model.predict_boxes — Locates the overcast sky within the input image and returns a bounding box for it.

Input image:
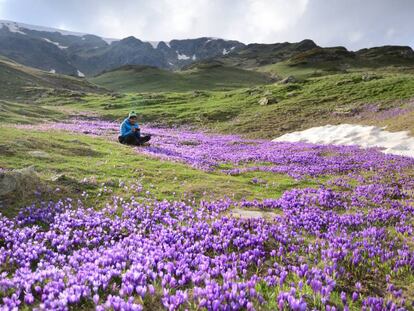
[0,0,413,50]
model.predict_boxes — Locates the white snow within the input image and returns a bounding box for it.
[222,48,230,55]
[77,70,85,77]
[207,37,219,42]
[42,38,68,49]
[102,38,119,44]
[0,20,117,44]
[273,124,414,158]
[0,19,85,36]
[192,54,197,60]
[148,41,160,49]
[166,41,171,48]
[0,21,26,35]
[49,69,56,74]
[176,51,191,60]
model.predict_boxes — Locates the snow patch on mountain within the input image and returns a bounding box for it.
[43,38,68,49]
[148,41,160,49]
[49,69,56,74]
[77,70,85,77]
[177,51,191,60]
[1,20,85,36]
[102,38,118,45]
[192,55,197,60]
[0,20,117,45]
[206,37,220,43]
[223,48,230,55]
[0,21,26,35]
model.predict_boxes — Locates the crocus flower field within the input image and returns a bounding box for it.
[3,119,414,310]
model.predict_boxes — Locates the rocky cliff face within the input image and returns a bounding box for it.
[2,20,414,77]
[0,20,244,76]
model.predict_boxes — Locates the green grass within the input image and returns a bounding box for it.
[52,71,414,138]
[257,61,341,79]
[89,64,273,92]
[0,100,63,124]
[0,126,317,217]
[0,56,105,100]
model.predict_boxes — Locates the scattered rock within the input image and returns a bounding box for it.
[104,180,116,187]
[270,73,281,81]
[332,107,359,117]
[0,166,39,197]
[258,97,278,106]
[362,73,380,81]
[28,150,50,158]
[0,144,14,156]
[104,103,116,110]
[230,208,279,220]
[0,173,17,197]
[80,176,98,186]
[51,174,66,182]
[258,98,269,106]
[280,76,297,84]
[246,87,262,95]
[111,93,124,99]
[191,90,207,97]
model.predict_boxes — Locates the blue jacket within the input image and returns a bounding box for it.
[119,118,139,137]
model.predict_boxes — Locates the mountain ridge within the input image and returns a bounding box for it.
[1,19,414,79]
[0,20,244,76]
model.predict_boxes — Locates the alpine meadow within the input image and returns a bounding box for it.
[0,3,414,310]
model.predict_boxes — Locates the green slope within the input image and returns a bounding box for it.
[89,64,274,92]
[195,43,414,80]
[53,71,414,139]
[258,47,414,80]
[0,55,105,100]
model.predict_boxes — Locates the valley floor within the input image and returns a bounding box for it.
[1,117,414,310]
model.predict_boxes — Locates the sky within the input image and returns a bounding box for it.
[0,0,413,50]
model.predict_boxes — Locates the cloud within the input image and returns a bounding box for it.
[0,0,413,49]
[245,0,309,42]
[348,31,363,44]
[0,0,5,16]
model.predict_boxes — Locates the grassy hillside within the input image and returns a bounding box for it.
[89,63,274,92]
[195,43,414,80]
[0,125,314,217]
[53,71,414,138]
[0,100,64,124]
[0,55,105,100]
[1,47,414,310]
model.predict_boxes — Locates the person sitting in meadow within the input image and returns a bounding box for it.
[118,111,151,146]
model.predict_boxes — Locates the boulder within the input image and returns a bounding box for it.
[259,97,269,106]
[246,87,261,95]
[280,76,297,84]
[231,208,279,220]
[0,167,39,197]
[28,150,50,158]
[362,73,380,81]
[258,97,278,106]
